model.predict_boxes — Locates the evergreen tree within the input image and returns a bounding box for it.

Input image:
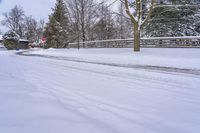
[3,30,19,50]
[143,0,200,37]
[45,0,71,48]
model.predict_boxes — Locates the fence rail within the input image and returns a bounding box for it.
[68,36,200,48]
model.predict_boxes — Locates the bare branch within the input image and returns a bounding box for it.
[124,0,137,24]
[141,0,154,28]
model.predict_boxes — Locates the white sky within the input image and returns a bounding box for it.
[0,0,56,33]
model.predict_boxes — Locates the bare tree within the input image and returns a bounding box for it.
[115,1,132,39]
[65,0,80,48]
[65,0,97,48]
[123,0,154,51]
[1,5,25,37]
[117,2,125,39]
[24,16,38,42]
[36,19,45,43]
[93,1,116,40]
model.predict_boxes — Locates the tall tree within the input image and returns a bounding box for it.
[36,19,45,43]
[93,2,115,40]
[45,0,71,48]
[144,6,200,37]
[143,0,200,37]
[1,5,25,38]
[24,16,38,42]
[124,0,154,52]
[65,0,97,47]
[115,2,132,39]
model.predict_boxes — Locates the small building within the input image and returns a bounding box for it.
[0,35,4,49]
[18,39,29,49]
[0,35,3,43]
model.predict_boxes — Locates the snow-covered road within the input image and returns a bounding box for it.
[0,49,200,133]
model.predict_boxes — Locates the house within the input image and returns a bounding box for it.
[0,35,29,50]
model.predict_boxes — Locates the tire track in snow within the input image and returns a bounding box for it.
[15,50,200,133]
[28,72,162,133]
[17,50,200,94]
[17,51,200,76]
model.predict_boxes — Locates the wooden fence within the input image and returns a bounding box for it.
[68,36,200,48]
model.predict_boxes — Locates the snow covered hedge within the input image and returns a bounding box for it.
[3,31,19,50]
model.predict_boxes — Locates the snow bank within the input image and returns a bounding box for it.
[29,48,200,70]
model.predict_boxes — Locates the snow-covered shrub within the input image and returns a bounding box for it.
[3,31,19,50]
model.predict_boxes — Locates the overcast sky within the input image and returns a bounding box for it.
[0,0,56,33]
[0,0,119,33]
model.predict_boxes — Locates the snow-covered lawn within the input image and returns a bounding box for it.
[28,48,200,70]
[0,48,200,133]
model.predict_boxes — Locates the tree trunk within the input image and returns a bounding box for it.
[82,27,86,48]
[134,22,140,52]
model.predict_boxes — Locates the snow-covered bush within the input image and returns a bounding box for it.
[3,31,19,50]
